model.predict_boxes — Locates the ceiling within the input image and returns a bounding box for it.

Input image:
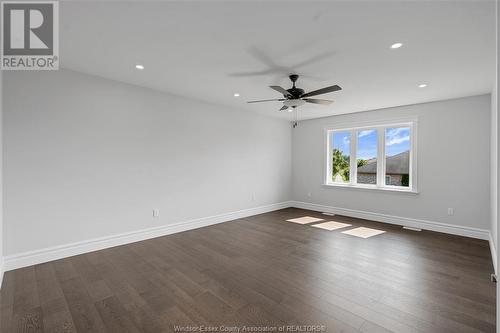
[60,1,495,120]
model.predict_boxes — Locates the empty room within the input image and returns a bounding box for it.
[0,1,498,332]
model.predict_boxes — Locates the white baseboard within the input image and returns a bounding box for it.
[489,232,497,275]
[290,201,490,240]
[2,200,494,274]
[3,201,292,272]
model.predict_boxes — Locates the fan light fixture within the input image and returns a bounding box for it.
[284,99,305,107]
[233,93,240,97]
[391,43,403,49]
[135,64,144,70]
[418,84,427,88]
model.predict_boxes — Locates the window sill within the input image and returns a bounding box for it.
[322,183,419,194]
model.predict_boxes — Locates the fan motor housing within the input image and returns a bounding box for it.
[286,87,304,98]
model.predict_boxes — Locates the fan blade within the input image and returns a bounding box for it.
[247,98,285,104]
[230,69,278,77]
[291,51,334,69]
[279,105,288,111]
[303,98,334,105]
[301,85,342,98]
[269,86,292,97]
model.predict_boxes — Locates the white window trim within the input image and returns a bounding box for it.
[323,117,418,194]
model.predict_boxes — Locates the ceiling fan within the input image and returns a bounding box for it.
[247,74,342,112]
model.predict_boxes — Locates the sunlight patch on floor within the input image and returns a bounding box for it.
[286,216,324,224]
[341,227,386,238]
[311,221,352,231]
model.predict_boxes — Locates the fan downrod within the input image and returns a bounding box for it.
[287,74,304,97]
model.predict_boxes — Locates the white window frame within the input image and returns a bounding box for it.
[324,118,418,193]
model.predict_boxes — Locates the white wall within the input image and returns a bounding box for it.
[292,95,491,233]
[3,69,292,256]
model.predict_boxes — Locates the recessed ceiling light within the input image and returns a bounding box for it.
[390,42,403,49]
[418,83,427,88]
[135,64,144,70]
[233,93,240,97]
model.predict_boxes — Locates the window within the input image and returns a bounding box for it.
[325,120,417,192]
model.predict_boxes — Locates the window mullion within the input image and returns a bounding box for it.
[326,131,331,184]
[409,124,415,190]
[376,128,385,187]
[350,130,357,185]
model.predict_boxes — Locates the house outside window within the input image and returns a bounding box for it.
[360,151,409,186]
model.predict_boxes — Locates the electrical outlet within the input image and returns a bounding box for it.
[447,208,454,216]
[153,209,160,217]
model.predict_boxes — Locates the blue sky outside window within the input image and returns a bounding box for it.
[385,127,411,156]
[332,131,350,155]
[356,129,377,160]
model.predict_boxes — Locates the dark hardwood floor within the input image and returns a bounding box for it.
[0,208,496,332]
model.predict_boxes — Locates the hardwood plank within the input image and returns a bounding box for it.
[59,277,107,332]
[35,262,77,333]
[12,266,44,333]
[14,306,44,333]
[52,260,79,283]
[35,263,64,305]
[0,271,16,333]
[94,296,141,333]
[91,257,171,333]
[40,297,77,333]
